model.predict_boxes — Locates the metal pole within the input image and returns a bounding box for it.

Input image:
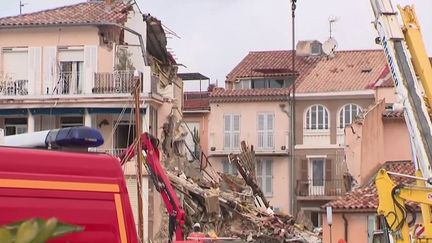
[329,224,333,243]
[134,72,144,242]
[290,0,297,216]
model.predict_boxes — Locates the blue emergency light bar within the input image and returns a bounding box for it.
[45,127,104,148]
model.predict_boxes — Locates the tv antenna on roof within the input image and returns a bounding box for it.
[19,0,28,15]
[323,16,339,56]
[328,16,339,38]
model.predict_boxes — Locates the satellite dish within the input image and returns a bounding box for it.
[323,37,338,56]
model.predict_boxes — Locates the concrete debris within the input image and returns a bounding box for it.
[163,141,322,242]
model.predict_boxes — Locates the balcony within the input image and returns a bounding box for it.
[296,179,346,198]
[93,71,136,94]
[302,129,330,146]
[0,74,28,96]
[52,71,83,95]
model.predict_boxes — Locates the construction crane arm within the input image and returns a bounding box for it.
[119,132,186,242]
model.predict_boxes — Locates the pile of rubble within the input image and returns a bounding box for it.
[166,141,321,242]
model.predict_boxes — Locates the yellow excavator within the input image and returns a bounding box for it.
[370,1,432,242]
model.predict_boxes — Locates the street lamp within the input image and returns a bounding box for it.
[289,0,298,217]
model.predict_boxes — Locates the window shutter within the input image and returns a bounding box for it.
[301,159,308,180]
[256,159,263,188]
[222,160,229,174]
[224,115,231,148]
[267,114,274,148]
[28,47,42,96]
[43,46,57,95]
[325,159,332,180]
[84,45,98,94]
[233,114,240,148]
[126,177,139,224]
[258,114,264,148]
[265,160,273,195]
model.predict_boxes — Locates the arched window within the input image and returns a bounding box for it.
[339,104,362,129]
[305,105,329,130]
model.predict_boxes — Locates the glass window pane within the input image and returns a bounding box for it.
[252,80,265,89]
[311,107,317,129]
[345,106,350,125]
[312,159,324,186]
[318,106,323,129]
[269,80,284,88]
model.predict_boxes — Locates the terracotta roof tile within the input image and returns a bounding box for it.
[209,87,290,98]
[0,1,131,27]
[325,161,414,211]
[225,50,320,86]
[383,110,404,118]
[183,92,210,111]
[297,50,387,93]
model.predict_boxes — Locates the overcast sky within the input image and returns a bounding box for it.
[1,0,431,89]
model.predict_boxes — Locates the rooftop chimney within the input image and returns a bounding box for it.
[296,40,322,57]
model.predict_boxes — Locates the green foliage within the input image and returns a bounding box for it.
[115,48,135,71]
[0,218,83,243]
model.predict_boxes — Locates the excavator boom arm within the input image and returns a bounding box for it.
[119,133,186,242]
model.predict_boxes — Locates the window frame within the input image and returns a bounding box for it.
[304,104,330,130]
[256,158,273,197]
[257,112,274,149]
[4,117,27,136]
[222,159,238,176]
[338,103,362,129]
[223,113,241,150]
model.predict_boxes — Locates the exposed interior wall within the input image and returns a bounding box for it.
[383,119,411,162]
[375,87,397,104]
[345,100,385,185]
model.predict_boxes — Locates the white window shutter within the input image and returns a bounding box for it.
[224,115,231,149]
[265,160,273,195]
[267,114,274,148]
[28,47,42,95]
[84,45,98,94]
[258,114,264,148]
[233,114,240,148]
[233,115,240,132]
[256,159,263,188]
[126,177,139,227]
[43,47,57,95]
[224,115,231,132]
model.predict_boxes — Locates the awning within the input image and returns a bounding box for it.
[0,109,28,116]
[87,108,146,114]
[29,108,85,115]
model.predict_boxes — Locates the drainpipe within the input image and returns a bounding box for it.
[342,213,348,242]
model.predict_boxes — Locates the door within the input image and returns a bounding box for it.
[60,61,83,94]
[309,158,325,195]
